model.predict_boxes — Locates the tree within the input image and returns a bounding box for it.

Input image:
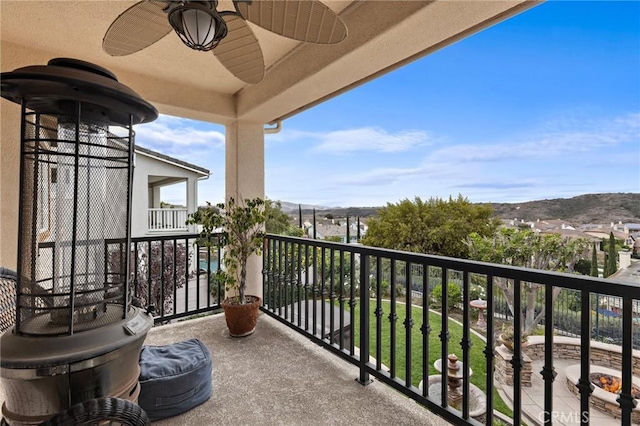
[590,243,598,277]
[265,199,303,237]
[574,259,591,276]
[467,228,591,332]
[362,195,499,259]
[188,197,265,304]
[603,232,618,277]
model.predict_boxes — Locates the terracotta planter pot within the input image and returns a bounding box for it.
[498,334,528,351]
[221,295,261,337]
[498,334,514,351]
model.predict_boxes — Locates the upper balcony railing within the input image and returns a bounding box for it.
[261,234,640,426]
[147,208,188,232]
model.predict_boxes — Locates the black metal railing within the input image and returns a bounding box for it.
[35,232,639,424]
[128,233,223,323]
[34,234,223,324]
[261,234,640,426]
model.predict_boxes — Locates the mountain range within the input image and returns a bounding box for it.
[277,193,640,225]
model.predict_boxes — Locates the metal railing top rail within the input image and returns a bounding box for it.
[266,234,639,297]
[129,233,201,243]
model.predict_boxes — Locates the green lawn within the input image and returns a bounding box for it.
[349,299,512,417]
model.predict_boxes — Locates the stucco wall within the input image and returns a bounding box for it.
[0,98,21,270]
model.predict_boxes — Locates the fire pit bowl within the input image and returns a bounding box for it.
[565,364,640,423]
[590,372,640,398]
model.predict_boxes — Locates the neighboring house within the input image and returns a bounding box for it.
[581,227,630,246]
[503,218,598,242]
[532,219,577,232]
[306,218,367,243]
[632,234,640,256]
[538,228,600,243]
[131,146,210,238]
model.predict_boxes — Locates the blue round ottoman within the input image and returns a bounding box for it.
[138,338,213,421]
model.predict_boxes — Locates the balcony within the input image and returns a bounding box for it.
[134,234,640,424]
[2,233,638,426]
[147,208,189,233]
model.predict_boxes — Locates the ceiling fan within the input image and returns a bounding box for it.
[103,1,348,84]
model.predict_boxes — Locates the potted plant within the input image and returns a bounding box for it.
[187,197,265,337]
[498,323,529,351]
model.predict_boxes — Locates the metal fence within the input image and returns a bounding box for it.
[128,233,222,323]
[261,234,639,426]
[355,261,637,350]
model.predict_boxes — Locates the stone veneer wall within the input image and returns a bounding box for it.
[523,336,640,375]
[495,345,532,387]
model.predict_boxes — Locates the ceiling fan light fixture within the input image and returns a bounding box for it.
[168,1,227,52]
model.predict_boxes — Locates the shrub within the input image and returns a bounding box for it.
[370,279,391,298]
[469,284,486,301]
[431,283,462,311]
[109,240,192,316]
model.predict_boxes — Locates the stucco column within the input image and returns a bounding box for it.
[0,99,21,270]
[151,186,161,208]
[186,177,198,233]
[1,42,57,270]
[225,120,265,300]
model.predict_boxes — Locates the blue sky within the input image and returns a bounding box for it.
[134,1,640,208]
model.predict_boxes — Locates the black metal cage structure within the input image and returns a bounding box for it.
[16,111,134,336]
[0,58,158,425]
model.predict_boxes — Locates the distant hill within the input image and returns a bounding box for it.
[277,201,331,213]
[280,193,640,225]
[491,193,640,224]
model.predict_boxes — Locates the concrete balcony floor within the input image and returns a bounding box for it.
[147,312,446,425]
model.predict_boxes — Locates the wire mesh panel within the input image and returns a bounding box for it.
[16,111,132,335]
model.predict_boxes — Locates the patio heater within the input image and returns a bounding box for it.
[0,58,157,425]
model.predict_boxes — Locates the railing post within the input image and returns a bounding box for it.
[577,288,593,425]
[358,252,372,385]
[420,265,430,397]
[440,267,449,407]
[511,279,523,426]
[375,256,383,371]
[461,270,471,420]
[617,296,636,426]
[484,274,495,424]
[389,259,397,379]
[541,283,557,425]
[404,262,413,388]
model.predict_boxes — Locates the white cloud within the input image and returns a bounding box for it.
[269,127,431,153]
[313,128,430,154]
[427,112,639,163]
[296,112,639,205]
[330,166,424,186]
[134,115,225,155]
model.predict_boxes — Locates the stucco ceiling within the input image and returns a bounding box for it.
[0,1,539,125]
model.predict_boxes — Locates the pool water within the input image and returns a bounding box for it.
[198,260,219,272]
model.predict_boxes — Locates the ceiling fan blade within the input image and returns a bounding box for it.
[234,0,347,44]
[103,1,172,56]
[213,13,265,84]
